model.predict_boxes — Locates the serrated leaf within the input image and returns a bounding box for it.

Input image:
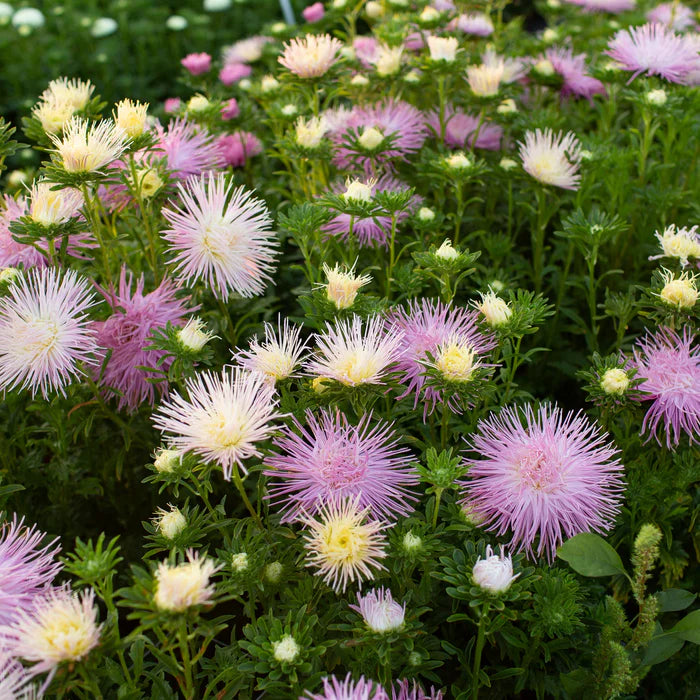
[557,533,628,578]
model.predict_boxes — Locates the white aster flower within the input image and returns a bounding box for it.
[114,99,149,138]
[475,290,512,327]
[176,317,216,352]
[154,550,220,612]
[350,587,406,633]
[322,262,371,310]
[372,44,403,76]
[427,36,459,63]
[600,368,629,395]
[518,128,582,190]
[154,505,187,539]
[152,366,280,480]
[472,545,519,593]
[28,181,83,226]
[272,634,300,663]
[651,224,700,267]
[295,115,328,149]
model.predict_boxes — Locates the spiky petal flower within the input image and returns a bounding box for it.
[518,128,582,190]
[391,680,444,700]
[304,674,387,700]
[0,195,46,269]
[49,117,130,174]
[426,105,502,151]
[605,23,700,84]
[306,315,403,387]
[460,404,625,561]
[451,13,494,36]
[322,262,372,309]
[28,181,83,226]
[472,545,519,593]
[0,643,36,700]
[0,515,61,626]
[222,36,271,64]
[93,269,192,412]
[647,2,696,31]
[265,409,417,521]
[350,587,406,633]
[650,224,700,267]
[153,118,226,180]
[0,268,98,398]
[5,585,101,678]
[154,550,220,612]
[631,327,700,448]
[279,34,343,78]
[233,317,308,384]
[385,299,496,416]
[544,47,607,102]
[152,366,280,480]
[161,172,278,300]
[301,496,389,593]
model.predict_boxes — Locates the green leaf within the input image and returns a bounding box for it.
[657,589,697,613]
[557,533,628,578]
[642,635,685,666]
[669,610,700,644]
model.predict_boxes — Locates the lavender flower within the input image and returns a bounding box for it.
[391,680,443,700]
[0,515,61,626]
[350,587,406,633]
[426,106,502,151]
[93,269,192,412]
[265,409,417,521]
[460,404,625,561]
[631,327,700,448]
[304,673,388,700]
[647,2,696,31]
[545,47,607,102]
[153,118,225,180]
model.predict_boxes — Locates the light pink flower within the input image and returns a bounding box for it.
[181,52,211,75]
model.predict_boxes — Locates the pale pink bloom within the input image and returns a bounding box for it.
[605,22,700,83]
[303,2,325,22]
[217,131,262,167]
[353,36,380,69]
[647,2,696,31]
[161,172,277,300]
[0,195,46,269]
[181,52,211,75]
[221,99,240,120]
[152,366,280,480]
[350,587,406,633]
[545,47,607,101]
[279,34,343,78]
[219,63,252,86]
[164,98,181,114]
[0,268,98,398]
[304,674,387,700]
[222,36,271,64]
[519,128,582,190]
[426,106,502,150]
[450,13,494,36]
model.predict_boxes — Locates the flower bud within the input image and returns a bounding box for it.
[365,0,383,18]
[497,98,517,114]
[295,115,327,149]
[445,152,472,170]
[472,545,519,593]
[427,36,458,62]
[231,552,249,572]
[272,635,300,663]
[499,157,518,171]
[177,317,215,352]
[323,262,371,309]
[358,126,384,151]
[646,89,667,106]
[261,75,280,93]
[343,178,373,202]
[351,74,370,87]
[659,271,698,309]
[155,506,186,539]
[418,207,435,222]
[187,95,210,113]
[476,291,512,327]
[264,561,283,583]
[436,240,458,260]
[533,59,555,77]
[600,368,629,396]
[153,448,180,473]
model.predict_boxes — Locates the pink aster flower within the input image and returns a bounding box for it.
[181,52,211,75]
[330,100,427,173]
[460,403,625,561]
[322,176,420,247]
[605,22,700,84]
[353,37,380,69]
[449,13,494,36]
[216,131,262,168]
[93,269,192,412]
[647,2,696,31]
[519,128,581,190]
[304,673,388,700]
[385,299,496,417]
[305,314,404,387]
[222,36,271,65]
[153,118,226,180]
[279,34,343,78]
[265,409,418,521]
[164,98,181,114]
[631,327,700,448]
[221,99,240,120]
[563,0,636,12]
[303,2,325,23]
[161,172,277,300]
[0,195,45,269]
[152,366,280,480]
[426,105,502,150]
[0,268,98,398]
[0,643,36,699]
[391,680,443,700]
[219,62,252,86]
[350,587,406,633]
[545,47,607,102]
[0,515,61,626]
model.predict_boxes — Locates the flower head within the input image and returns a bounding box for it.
[658,269,698,309]
[40,77,94,112]
[28,181,83,227]
[233,317,308,383]
[451,13,494,36]
[519,128,582,190]
[563,0,636,11]
[386,299,496,416]
[545,47,607,102]
[177,317,216,352]
[605,23,700,84]
[600,368,630,395]
[631,327,700,448]
[153,118,225,180]
[222,36,271,64]
[152,366,280,480]
[161,172,277,300]
[273,634,300,663]
[460,404,625,561]
[322,262,372,309]
[427,105,502,151]
[306,315,403,387]
[304,674,387,700]
[0,268,98,398]
[0,643,36,700]
[265,409,417,521]
[93,269,192,411]
[181,52,211,75]
[153,505,187,540]
[50,117,130,174]
[0,515,61,626]
[651,224,700,267]
[474,290,512,327]
[350,587,406,633]
[295,115,328,149]
[301,496,389,592]
[6,585,101,676]
[279,34,343,78]
[217,131,263,168]
[154,550,220,611]
[427,36,459,63]
[114,99,149,138]
[647,2,696,31]
[472,545,519,593]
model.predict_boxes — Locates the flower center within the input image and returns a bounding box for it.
[516,448,563,492]
[315,442,368,488]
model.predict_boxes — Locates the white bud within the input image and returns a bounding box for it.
[351,74,370,87]
[472,545,519,593]
[533,59,555,77]
[343,178,373,202]
[418,207,435,222]
[600,368,629,396]
[177,317,215,352]
[499,157,518,171]
[231,552,249,572]
[155,506,186,540]
[358,126,384,150]
[153,448,180,473]
[272,635,300,663]
[436,240,459,260]
[445,152,472,170]
[646,89,667,106]
[264,561,283,583]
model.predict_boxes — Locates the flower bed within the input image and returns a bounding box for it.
[0,0,698,698]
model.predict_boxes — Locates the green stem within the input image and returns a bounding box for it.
[385,213,398,299]
[471,610,488,700]
[431,488,444,528]
[532,188,550,293]
[232,465,263,528]
[178,618,194,699]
